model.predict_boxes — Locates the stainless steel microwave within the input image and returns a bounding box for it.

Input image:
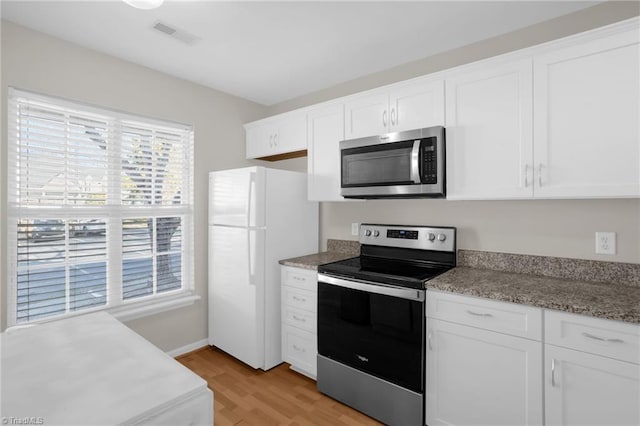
[340,126,445,199]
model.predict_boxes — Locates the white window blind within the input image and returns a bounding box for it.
[7,88,194,325]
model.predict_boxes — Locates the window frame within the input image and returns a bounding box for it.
[6,87,197,327]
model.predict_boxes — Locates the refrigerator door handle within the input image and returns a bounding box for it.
[247,171,255,228]
[248,229,255,286]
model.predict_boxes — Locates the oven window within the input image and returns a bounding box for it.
[341,141,414,187]
[317,281,424,393]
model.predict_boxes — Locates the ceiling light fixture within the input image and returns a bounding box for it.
[123,0,164,10]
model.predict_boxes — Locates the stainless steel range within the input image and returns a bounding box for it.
[317,224,456,426]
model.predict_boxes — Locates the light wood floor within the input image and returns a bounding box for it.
[177,346,383,426]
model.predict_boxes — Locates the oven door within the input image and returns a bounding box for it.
[317,274,425,393]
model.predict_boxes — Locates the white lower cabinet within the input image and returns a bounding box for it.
[544,310,640,426]
[425,290,543,426]
[280,265,318,378]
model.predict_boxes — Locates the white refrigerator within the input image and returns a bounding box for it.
[208,166,318,370]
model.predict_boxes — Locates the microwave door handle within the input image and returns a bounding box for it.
[410,140,421,183]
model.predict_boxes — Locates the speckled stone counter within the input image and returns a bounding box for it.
[428,266,640,324]
[279,239,359,271]
[458,249,640,287]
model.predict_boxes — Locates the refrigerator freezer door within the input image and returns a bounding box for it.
[209,167,266,228]
[208,225,265,369]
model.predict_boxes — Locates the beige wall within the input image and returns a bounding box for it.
[269,1,640,265]
[0,21,306,347]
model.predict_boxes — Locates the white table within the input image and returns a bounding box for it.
[1,312,213,425]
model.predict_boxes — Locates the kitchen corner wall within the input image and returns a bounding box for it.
[269,1,640,265]
[0,21,286,347]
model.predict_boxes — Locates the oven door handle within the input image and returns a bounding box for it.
[410,139,421,184]
[318,273,425,302]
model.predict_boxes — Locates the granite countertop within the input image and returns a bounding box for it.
[430,250,640,324]
[279,251,356,270]
[280,243,640,324]
[279,239,360,270]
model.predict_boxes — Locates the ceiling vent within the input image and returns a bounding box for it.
[152,21,199,45]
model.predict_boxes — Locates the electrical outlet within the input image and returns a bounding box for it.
[595,232,616,255]
[351,223,359,236]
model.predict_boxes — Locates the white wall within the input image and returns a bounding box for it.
[0,21,306,347]
[270,1,640,265]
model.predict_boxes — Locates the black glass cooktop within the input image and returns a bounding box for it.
[318,255,452,290]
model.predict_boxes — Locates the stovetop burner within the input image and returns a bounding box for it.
[318,224,457,290]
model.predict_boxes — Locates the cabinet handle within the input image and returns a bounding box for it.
[293,295,306,302]
[273,133,278,147]
[293,344,306,353]
[292,315,306,323]
[524,164,530,187]
[582,332,625,344]
[538,164,543,187]
[551,358,556,387]
[269,134,273,147]
[465,310,493,318]
[390,107,396,126]
[293,276,305,281]
[382,110,388,127]
[428,329,433,350]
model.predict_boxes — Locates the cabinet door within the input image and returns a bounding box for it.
[245,121,276,159]
[533,29,640,198]
[545,345,640,426]
[389,78,444,133]
[307,103,346,201]
[274,111,307,155]
[344,91,389,139]
[446,59,534,199]
[426,318,543,426]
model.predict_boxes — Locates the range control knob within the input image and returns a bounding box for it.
[364,229,372,237]
[437,233,447,242]
[373,230,380,237]
[427,232,436,241]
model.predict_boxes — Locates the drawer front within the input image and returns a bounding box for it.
[282,266,317,292]
[282,325,317,377]
[545,310,640,364]
[283,286,316,312]
[426,290,542,340]
[283,305,316,333]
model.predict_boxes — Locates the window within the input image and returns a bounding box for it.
[7,88,194,325]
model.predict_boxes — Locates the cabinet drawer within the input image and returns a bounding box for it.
[426,290,542,340]
[545,310,640,364]
[283,305,316,333]
[283,286,316,312]
[282,325,317,377]
[281,266,317,292]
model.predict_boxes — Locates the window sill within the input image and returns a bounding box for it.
[109,292,201,323]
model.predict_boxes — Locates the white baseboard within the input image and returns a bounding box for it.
[166,338,209,358]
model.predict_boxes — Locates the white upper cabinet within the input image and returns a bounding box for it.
[245,110,307,159]
[533,28,640,198]
[446,59,534,199]
[307,103,346,201]
[344,77,445,139]
[447,21,640,200]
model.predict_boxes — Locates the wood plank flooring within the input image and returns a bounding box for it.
[176,346,383,426]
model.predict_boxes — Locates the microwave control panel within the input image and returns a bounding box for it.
[421,137,437,184]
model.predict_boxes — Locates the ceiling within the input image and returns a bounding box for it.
[2,1,601,106]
